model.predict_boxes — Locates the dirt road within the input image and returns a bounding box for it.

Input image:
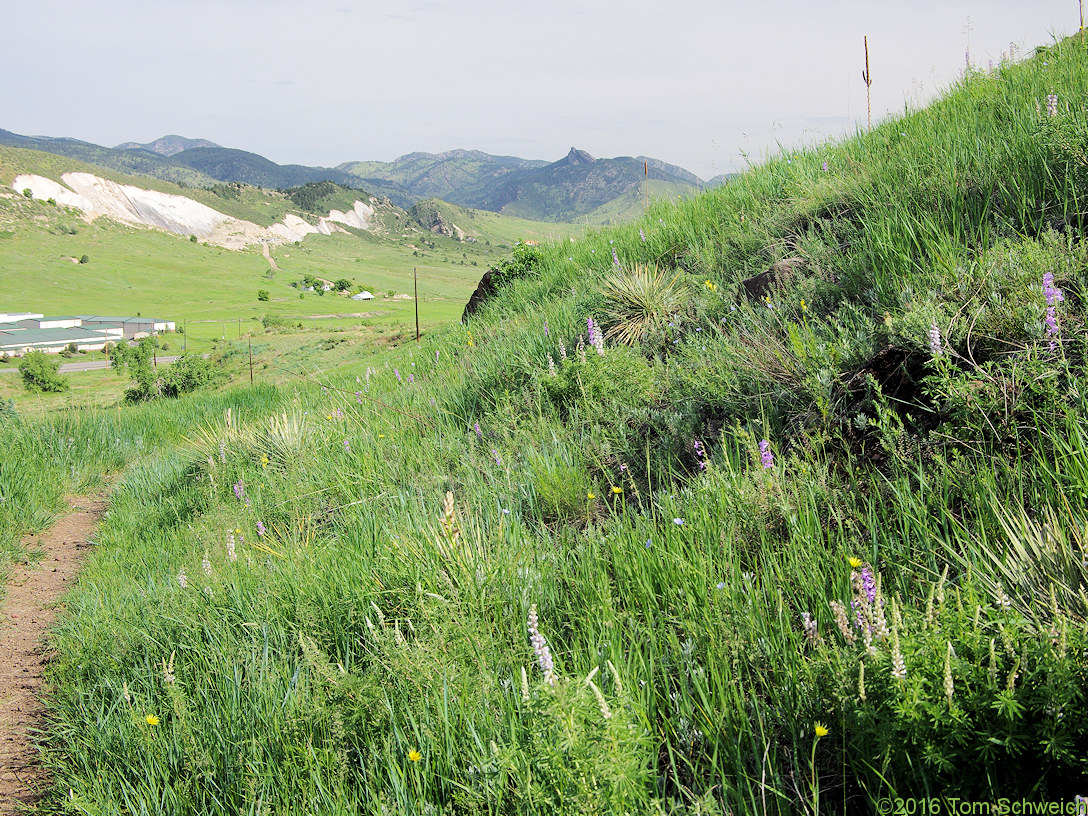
[0,494,106,814]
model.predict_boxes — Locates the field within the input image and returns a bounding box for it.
[3,31,1088,815]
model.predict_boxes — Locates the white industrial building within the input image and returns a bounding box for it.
[0,312,176,356]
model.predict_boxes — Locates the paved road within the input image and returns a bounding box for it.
[0,355,185,374]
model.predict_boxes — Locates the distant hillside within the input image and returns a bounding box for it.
[115,135,220,156]
[0,129,707,223]
[0,129,219,187]
[0,130,365,192]
[482,148,704,221]
[165,146,366,190]
[340,150,549,210]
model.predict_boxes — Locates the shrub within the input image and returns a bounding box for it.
[491,243,541,287]
[257,290,270,302]
[18,351,69,393]
[599,263,689,346]
[79,254,89,264]
[161,353,217,397]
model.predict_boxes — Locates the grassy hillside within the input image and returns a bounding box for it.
[3,32,1088,815]
[0,148,585,375]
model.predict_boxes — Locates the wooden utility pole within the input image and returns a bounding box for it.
[248,336,254,385]
[414,267,420,342]
[862,36,873,131]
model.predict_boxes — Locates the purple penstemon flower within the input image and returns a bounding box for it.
[860,565,876,603]
[256,520,266,537]
[473,421,482,439]
[394,368,402,383]
[639,228,646,242]
[233,480,244,500]
[693,439,708,470]
[759,440,774,469]
[612,248,621,266]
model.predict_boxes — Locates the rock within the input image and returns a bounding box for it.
[462,268,498,322]
[740,256,805,302]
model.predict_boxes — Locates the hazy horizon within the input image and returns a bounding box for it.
[3,0,1078,182]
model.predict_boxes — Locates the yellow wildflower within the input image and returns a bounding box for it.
[408,749,422,762]
[848,556,863,569]
[261,455,268,468]
[800,298,807,312]
[587,492,595,500]
[814,722,828,738]
[611,486,622,495]
[145,715,159,726]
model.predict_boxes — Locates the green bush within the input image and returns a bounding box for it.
[257,290,270,302]
[161,353,217,398]
[17,351,69,393]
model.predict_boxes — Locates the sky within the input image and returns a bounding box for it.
[3,0,1079,182]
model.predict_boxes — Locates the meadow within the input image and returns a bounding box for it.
[2,31,1088,814]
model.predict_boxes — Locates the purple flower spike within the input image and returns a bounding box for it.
[759,440,774,469]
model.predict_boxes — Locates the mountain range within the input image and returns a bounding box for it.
[0,129,722,223]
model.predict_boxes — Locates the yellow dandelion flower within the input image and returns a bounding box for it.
[378,434,385,438]
[261,455,268,468]
[408,749,422,762]
[587,492,595,500]
[326,414,333,421]
[848,556,863,569]
[611,486,622,494]
[145,714,159,726]
[814,722,828,738]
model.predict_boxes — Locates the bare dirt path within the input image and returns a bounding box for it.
[0,493,106,814]
[260,239,280,271]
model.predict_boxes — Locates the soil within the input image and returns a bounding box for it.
[0,494,106,815]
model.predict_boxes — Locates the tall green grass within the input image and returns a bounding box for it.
[16,31,1088,814]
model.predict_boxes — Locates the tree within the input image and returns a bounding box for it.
[161,353,215,397]
[18,351,69,393]
[335,278,351,291]
[257,290,270,302]
[79,254,89,264]
[113,338,218,403]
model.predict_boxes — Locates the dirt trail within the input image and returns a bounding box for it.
[260,240,280,270]
[0,494,106,814]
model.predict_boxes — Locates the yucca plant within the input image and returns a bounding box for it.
[599,263,689,345]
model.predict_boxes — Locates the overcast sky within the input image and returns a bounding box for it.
[3,0,1078,181]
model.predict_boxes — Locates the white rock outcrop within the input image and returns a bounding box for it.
[11,172,373,250]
